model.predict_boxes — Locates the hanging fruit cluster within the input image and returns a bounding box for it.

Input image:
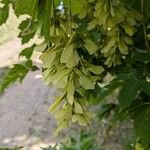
[40,23,104,135]
[88,0,141,66]
[38,0,141,134]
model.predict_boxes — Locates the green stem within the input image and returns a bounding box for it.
[52,0,56,35]
[68,0,72,35]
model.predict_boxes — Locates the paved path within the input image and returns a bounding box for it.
[0,38,58,150]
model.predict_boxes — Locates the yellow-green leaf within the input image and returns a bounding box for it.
[84,39,98,55]
[74,101,83,114]
[60,43,75,63]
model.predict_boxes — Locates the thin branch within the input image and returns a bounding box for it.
[141,0,150,52]
[68,0,72,35]
[52,0,56,35]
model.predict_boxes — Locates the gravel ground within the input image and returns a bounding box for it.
[0,38,59,150]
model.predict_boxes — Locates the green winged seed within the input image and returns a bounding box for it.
[67,79,75,105]
[53,69,69,88]
[66,50,80,68]
[48,97,63,112]
[87,64,104,74]
[56,75,68,88]
[60,43,75,63]
[79,75,96,90]
[74,101,83,114]
[72,114,79,123]
[54,120,68,136]
[121,23,134,36]
[40,50,58,68]
[78,115,88,126]
[102,37,116,53]
[84,39,98,55]
[72,114,88,126]
[118,38,129,55]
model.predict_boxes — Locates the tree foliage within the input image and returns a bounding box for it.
[0,0,150,148]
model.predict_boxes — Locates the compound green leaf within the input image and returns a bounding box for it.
[118,78,140,110]
[140,80,150,96]
[0,1,9,25]
[19,44,35,59]
[0,61,36,93]
[12,0,38,17]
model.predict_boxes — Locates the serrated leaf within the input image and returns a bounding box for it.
[12,0,39,17]
[84,39,98,55]
[134,105,150,145]
[18,19,31,31]
[118,78,140,109]
[95,80,123,103]
[0,61,36,93]
[19,44,35,59]
[18,19,37,44]
[19,31,36,44]
[12,0,38,17]
[0,2,9,25]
